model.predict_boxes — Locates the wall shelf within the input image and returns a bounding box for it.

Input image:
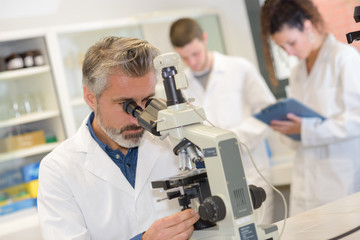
[0,65,50,82]
[0,142,60,163]
[0,34,66,225]
[0,110,60,129]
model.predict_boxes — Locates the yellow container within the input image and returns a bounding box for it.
[25,180,39,198]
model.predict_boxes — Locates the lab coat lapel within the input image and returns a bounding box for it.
[134,132,163,199]
[83,132,134,197]
[203,52,224,108]
[307,34,331,80]
[184,68,206,105]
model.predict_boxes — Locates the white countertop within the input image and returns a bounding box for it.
[5,191,359,240]
[276,192,360,240]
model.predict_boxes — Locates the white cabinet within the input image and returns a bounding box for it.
[0,30,66,221]
[0,31,66,160]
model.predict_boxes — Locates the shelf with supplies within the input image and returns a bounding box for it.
[0,32,66,145]
[0,142,60,163]
[0,110,60,129]
[0,65,50,82]
[0,31,66,220]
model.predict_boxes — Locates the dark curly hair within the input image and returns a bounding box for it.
[260,0,326,87]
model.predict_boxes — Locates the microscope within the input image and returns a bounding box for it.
[346,6,360,43]
[123,52,279,239]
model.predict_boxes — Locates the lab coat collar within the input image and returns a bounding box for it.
[183,51,225,105]
[315,34,334,64]
[300,34,334,81]
[211,51,226,74]
[135,132,164,198]
[77,122,135,196]
[204,51,225,94]
[73,117,164,199]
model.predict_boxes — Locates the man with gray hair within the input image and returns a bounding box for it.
[37,36,199,240]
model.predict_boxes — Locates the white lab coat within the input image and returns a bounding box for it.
[37,118,180,240]
[182,51,276,223]
[287,34,360,216]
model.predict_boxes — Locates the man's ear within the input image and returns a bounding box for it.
[83,85,96,110]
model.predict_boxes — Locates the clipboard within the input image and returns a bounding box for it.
[253,98,326,141]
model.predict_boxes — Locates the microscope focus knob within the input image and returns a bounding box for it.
[249,184,266,210]
[198,196,226,223]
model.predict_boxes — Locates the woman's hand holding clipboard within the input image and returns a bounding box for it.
[253,98,326,140]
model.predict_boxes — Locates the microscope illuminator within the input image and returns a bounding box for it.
[346,6,360,43]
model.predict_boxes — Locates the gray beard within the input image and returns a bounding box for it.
[97,109,144,149]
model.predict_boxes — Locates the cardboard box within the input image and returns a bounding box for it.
[5,130,45,151]
[0,139,6,152]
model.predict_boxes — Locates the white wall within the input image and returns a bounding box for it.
[0,0,259,68]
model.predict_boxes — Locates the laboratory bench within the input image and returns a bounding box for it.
[275,191,360,240]
[3,189,360,240]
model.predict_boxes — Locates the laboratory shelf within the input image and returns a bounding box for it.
[0,207,42,240]
[0,65,50,82]
[0,142,60,163]
[0,110,60,129]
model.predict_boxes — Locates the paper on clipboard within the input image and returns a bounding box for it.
[253,98,326,140]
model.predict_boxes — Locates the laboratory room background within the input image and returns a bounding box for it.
[1,0,360,239]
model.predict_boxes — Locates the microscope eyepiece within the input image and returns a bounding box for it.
[123,100,142,118]
[122,98,167,136]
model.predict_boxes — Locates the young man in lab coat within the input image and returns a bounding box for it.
[37,37,199,240]
[169,18,276,223]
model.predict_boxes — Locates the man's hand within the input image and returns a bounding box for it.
[142,209,200,240]
[270,113,302,135]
